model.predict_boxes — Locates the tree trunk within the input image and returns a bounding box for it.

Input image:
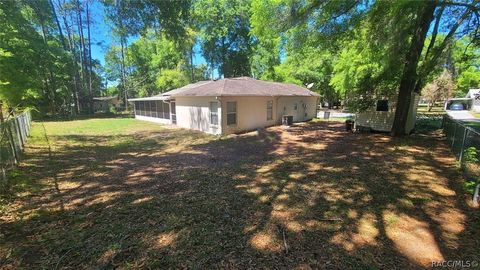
[37,13,57,115]
[86,0,94,114]
[59,0,81,114]
[413,7,471,94]
[76,0,89,113]
[51,0,79,115]
[391,1,436,136]
[49,0,67,50]
[120,38,128,110]
[190,45,194,82]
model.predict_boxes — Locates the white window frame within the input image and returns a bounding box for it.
[210,102,219,126]
[267,100,273,120]
[226,101,237,126]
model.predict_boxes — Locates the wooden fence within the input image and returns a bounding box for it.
[0,111,32,186]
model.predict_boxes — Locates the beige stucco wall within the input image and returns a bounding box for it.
[277,96,318,123]
[220,96,277,135]
[175,97,222,135]
[220,96,318,135]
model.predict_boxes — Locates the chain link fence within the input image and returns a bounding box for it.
[0,111,32,190]
[442,115,480,206]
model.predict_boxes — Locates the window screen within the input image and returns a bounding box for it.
[150,101,157,118]
[147,100,153,117]
[139,101,145,116]
[156,101,162,118]
[210,102,219,125]
[227,101,237,125]
[134,101,139,115]
[267,100,273,120]
[163,102,170,117]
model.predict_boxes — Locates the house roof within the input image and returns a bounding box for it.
[93,96,117,101]
[164,77,320,97]
[128,77,319,101]
[128,95,171,102]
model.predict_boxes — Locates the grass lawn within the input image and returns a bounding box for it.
[472,112,480,119]
[417,104,446,116]
[1,118,479,269]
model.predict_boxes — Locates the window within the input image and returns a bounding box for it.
[227,101,237,125]
[267,100,273,120]
[376,100,389,112]
[294,103,298,110]
[210,102,218,125]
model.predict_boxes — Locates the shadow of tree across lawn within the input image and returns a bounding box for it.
[1,120,479,269]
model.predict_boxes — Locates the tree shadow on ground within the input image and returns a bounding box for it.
[1,121,479,269]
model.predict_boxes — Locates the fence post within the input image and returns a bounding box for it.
[19,115,26,145]
[459,128,468,164]
[13,117,24,149]
[7,122,19,164]
[451,122,457,148]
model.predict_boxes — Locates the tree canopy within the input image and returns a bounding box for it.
[2,0,480,135]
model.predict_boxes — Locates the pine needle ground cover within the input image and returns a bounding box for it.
[1,118,478,269]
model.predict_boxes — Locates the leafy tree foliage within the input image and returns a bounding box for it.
[0,0,103,116]
[193,0,252,78]
[4,0,480,130]
[423,69,455,111]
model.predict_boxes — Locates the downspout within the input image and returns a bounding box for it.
[216,96,223,135]
[162,98,172,123]
[275,96,280,125]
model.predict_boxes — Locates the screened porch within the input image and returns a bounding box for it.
[133,100,171,120]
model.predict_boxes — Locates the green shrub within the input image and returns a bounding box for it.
[463,147,479,163]
[462,147,479,194]
[109,105,117,114]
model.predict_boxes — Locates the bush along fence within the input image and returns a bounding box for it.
[0,111,32,190]
[442,115,480,207]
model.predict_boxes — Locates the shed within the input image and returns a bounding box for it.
[355,92,420,134]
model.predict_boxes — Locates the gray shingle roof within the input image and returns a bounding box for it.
[93,96,117,101]
[160,77,320,97]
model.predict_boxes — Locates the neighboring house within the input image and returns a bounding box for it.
[355,92,420,134]
[466,89,480,112]
[128,77,320,135]
[93,96,121,112]
[444,89,480,113]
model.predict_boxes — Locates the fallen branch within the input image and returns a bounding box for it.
[55,248,72,270]
[318,218,343,221]
[473,183,479,207]
[282,228,288,255]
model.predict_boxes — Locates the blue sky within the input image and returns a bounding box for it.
[89,1,207,67]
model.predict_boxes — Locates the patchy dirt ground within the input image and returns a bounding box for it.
[1,118,479,269]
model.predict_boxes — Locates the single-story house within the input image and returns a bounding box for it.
[355,92,420,134]
[128,77,320,135]
[93,96,121,112]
